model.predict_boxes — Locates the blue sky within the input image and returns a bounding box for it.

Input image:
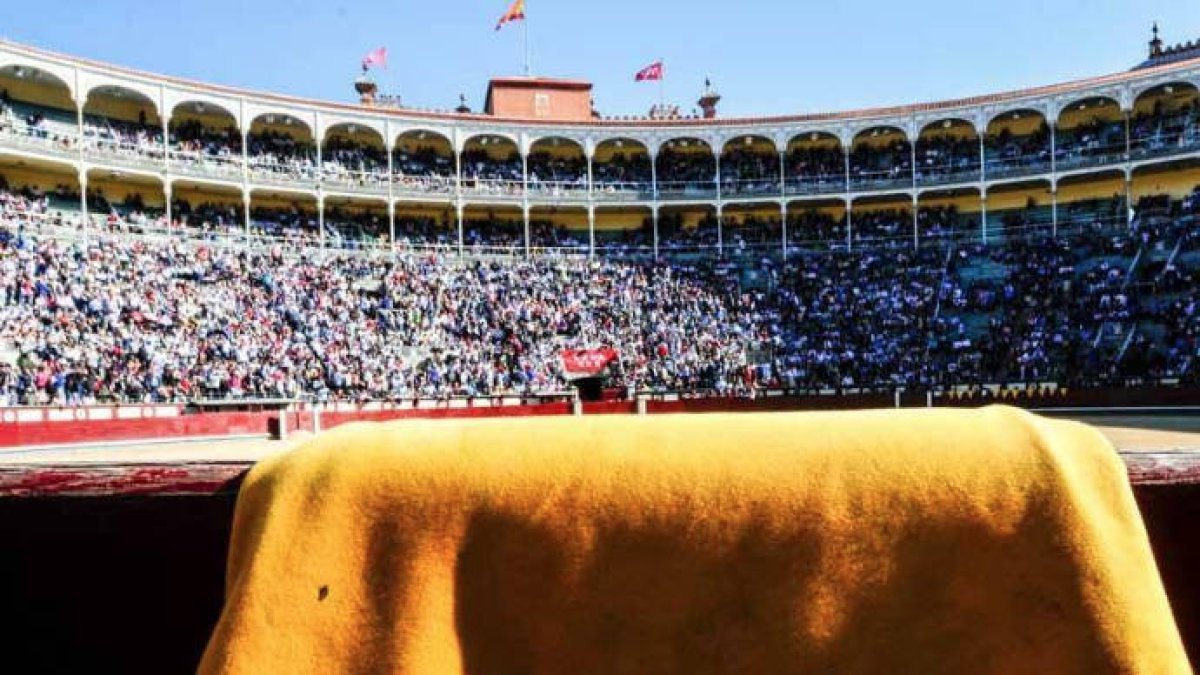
[4,1,1199,117]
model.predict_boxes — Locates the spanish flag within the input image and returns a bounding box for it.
[495,0,525,31]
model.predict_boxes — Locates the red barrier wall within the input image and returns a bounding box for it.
[1,387,1196,450]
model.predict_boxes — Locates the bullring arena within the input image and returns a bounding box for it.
[2,6,1200,674]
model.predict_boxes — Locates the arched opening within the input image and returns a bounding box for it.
[170,180,244,240]
[1057,171,1127,236]
[785,132,844,196]
[249,189,319,248]
[1055,97,1125,171]
[656,138,716,199]
[916,119,980,186]
[322,123,387,191]
[247,114,317,183]
[785,199,846,253]
[0,65,77,150]
[461,135,522,197]
[848,195,912,249]
[527,137,587,197]
[594,206,653,257]
[393,130,454,194]
[1130,160,1200,289]
[722,203,782,258]
[0,154,82,231]
[720,135,780,196]
[984,109,1050,180]
[169,101,241,179]
[1131,82,1200,160]
[394,202,456,251]
[462,204,525,254]
[593,138,652,199]
[324,196,389,251]
[917,187,982,244]
[985,180,1054,240]
[82,85,162,163]
[529,206,588,254]
[658,204,718,256]
[85,168,166,234]
[850,127,912,192]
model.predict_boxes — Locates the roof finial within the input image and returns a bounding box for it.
[1150,21,1165,59]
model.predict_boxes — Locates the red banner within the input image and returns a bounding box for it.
[560,348,619,380]
[635,61,663,82]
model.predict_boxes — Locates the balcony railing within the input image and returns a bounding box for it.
[656,180,717,201]
[169,150,243,181]
[983,153,1053,181]
[82,139,166,171]
[5,120,1200,206]
[849,169,913,192]
[459,178,524,200]
[721,178,782,197]
[784,174,847,196]
[915,161,982,187]
[591,182,653,201]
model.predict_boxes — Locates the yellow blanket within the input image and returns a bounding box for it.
[198,407,1189,675]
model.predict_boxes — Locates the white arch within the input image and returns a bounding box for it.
[246,110,316,139]
[0,59,77,103]
[720,134,780,155]
[657,136,716,155]
[79,75,160,115]
[318,115,387,148]
[527,134,587,154]
[321,120,387,148]
[164,90,241,127]
[461,131,521,151]
[851,124,910,146]
[785,130,844,149]
[983,107,1049,133]
[393,127,455,149]
[1054,94,1123,125]
[594,136,652,153]
[244,104,317,138]
[1130,79,1200,107]
[917,117,980,138]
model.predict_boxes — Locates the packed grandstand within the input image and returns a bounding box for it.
[0,33,1197,406]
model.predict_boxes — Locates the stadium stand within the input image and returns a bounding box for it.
[0,35,1198,409]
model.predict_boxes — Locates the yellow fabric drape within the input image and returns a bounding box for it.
[199,407,1189,675]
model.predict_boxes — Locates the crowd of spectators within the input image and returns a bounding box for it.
[82,110,163,159]
[785,145,844,192]
[0,182,1197,406]
[849,136,912,189]
[915,133,981,183]
[247,130,319,180]
[720,147,780,195]
[593,150,652,194]
[656,146,716,194]
[460,148,523,195]
[393,145,455,193]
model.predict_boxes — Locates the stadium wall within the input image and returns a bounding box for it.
[2,387,1195,450]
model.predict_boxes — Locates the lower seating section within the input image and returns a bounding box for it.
[1,176,1197,406]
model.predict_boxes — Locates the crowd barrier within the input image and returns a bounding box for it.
[1,385,1196,450]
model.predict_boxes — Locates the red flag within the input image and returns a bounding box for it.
[560,348,619,380]
[635,61,664,82]
[362,47,388,71]
[495,0,526,31]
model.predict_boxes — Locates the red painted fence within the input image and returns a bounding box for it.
[0,386,1196,450]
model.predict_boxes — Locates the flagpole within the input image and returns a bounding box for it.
[523,4,531,76]
[658,57,664,110]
